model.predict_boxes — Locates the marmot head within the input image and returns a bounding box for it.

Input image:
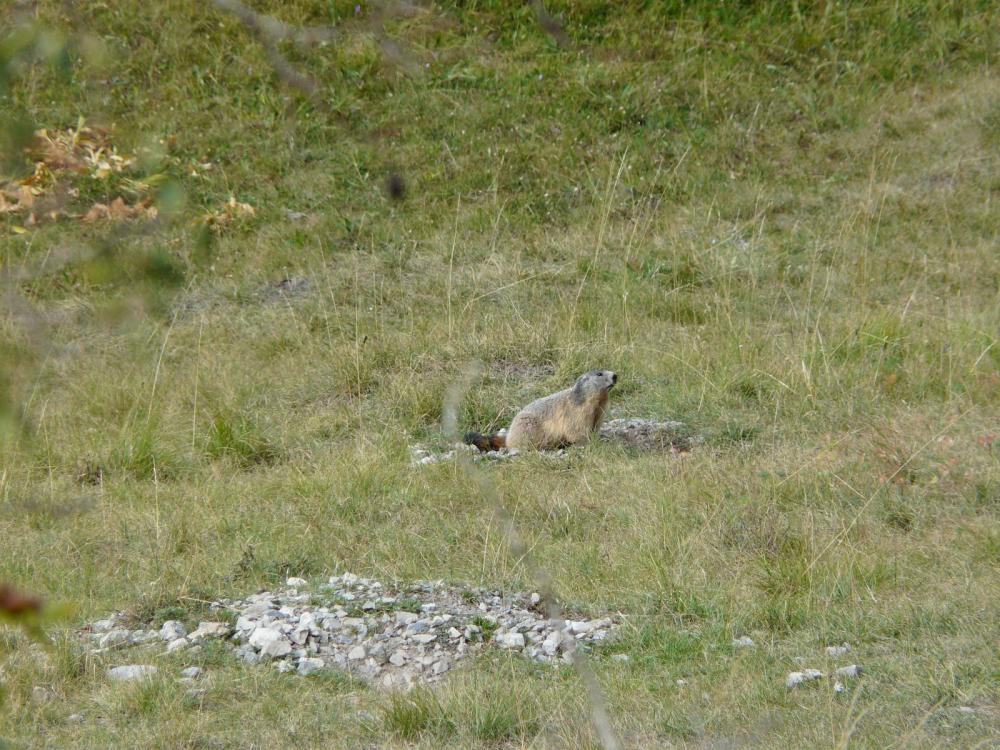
[572,369,617,401]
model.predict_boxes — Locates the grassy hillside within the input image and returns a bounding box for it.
[1,1,999,747]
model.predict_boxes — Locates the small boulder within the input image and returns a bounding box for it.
[166,638,188,653]
[541,631,562,656]
[249,627,292,658]
[159,620,187,641]
[495,632,525,650]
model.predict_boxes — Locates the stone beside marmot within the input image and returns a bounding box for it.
[465,369,617,452]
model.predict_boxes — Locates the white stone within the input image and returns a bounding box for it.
[495,632,525,650]
[611,653,630,662]
[432,659,450,675]
[786,669,824,688]
[180,667,202,679]
[297,657,325,675]
[389,650,408,666]
[835,664,862,679]
[732,636,755,649]
[348,646,367,661]
[159,620,187,641]
[833,680,845,693]
[341,573,359,585]
[395,611,418,625]
[67,713,84,723]
[567,620,604,636]
[286,577,307,587]
[299,611,317,629]
[412,634,436,645]
[275,660,293,673]
[166,638,188,653]
[249,627,292,658]
[825,643,851,657]
[107,665,158,682]
[530,592,541,606]
[542,631,562,656]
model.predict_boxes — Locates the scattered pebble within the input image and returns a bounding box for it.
[67,713,84,723]
[835,664,863,679]
[611,653,630,662]
[81,575,617,689]
[732,636,755,649]
[107,665,158,682]
[180,667,202,679]
[786,669,824,688]
[825,643,850,657]
[833,680,845,693]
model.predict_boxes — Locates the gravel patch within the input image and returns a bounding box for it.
[82,575,617,690]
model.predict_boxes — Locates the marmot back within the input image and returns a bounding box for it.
[465,370,617,452]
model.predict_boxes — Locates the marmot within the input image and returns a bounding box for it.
[465,369,617,452]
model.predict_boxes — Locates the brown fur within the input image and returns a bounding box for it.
[465,370,616,452]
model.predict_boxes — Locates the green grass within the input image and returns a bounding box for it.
[2,0,1000,747]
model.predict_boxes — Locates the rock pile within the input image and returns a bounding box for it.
[84,575,617,690]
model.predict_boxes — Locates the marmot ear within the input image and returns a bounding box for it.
[571,378,586,403]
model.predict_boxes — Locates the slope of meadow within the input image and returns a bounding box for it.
[1,1,999,747]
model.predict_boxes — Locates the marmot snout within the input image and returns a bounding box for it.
[465,369,617,452]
